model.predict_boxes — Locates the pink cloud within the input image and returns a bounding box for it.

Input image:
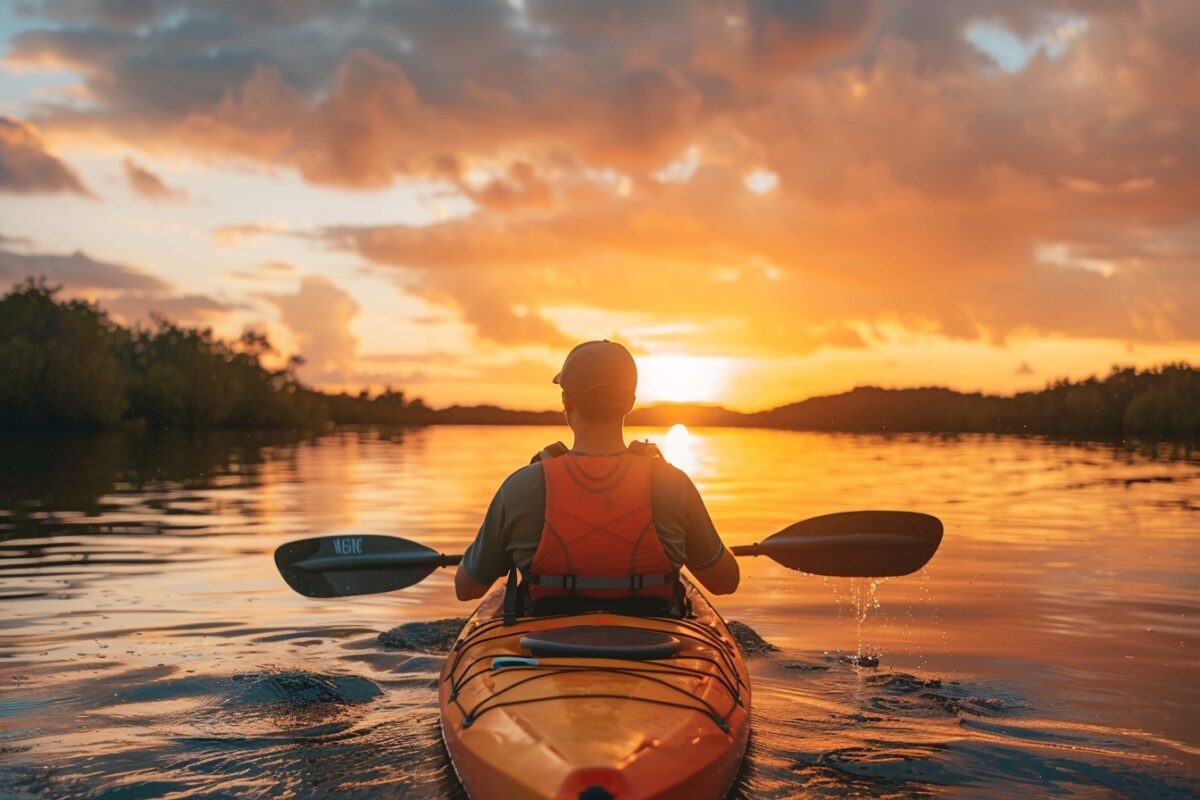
[0,117,94,197]
[122,158,186,201]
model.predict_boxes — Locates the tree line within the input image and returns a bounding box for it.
[747,369,1200,439]
[621,366,1200,440]
[0,279,422,429]
[2,279,1197,439]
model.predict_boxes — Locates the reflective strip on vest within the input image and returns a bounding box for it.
[527,451,677,603]
[525,572,676,591]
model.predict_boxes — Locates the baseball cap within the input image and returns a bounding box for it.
[552,340,637,402]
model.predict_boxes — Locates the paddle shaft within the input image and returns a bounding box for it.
[293,552,462,573]
[730,532,924,558]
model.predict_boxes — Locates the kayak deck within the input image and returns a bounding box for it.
[439,579,750,800]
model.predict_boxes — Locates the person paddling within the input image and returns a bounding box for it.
[454,340,739,617]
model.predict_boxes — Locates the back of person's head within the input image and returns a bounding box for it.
[553,341,636,424]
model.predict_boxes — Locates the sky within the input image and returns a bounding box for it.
[1,0,1197,411]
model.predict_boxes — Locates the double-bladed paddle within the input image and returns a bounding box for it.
[275,510,942,599]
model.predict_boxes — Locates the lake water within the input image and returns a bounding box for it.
[1,425,1197,798]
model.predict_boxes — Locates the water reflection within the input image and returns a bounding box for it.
[1,426,1197,798]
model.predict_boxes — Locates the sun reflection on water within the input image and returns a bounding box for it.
[659,423,696,473]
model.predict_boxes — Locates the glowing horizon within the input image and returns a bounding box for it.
[1,3,1196,410]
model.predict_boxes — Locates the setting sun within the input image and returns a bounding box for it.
[636,356,730,405]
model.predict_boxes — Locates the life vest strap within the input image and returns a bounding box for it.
[530,441,570,463]
[523,571,678,591]
[530,440,662,464]
[502,568,523,626]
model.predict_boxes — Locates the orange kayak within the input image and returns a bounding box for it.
[438,578,751,800]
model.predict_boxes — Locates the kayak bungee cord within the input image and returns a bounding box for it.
[444,588,745,734]
[449,657,744,717]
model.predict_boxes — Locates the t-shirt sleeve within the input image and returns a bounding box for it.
[460,464,546,584]
[679,473,726,571]
[651,460,725,571]
[460,483,514,585]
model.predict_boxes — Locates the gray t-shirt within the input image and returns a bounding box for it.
[461,454,726,586]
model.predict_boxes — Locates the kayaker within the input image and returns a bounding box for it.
[454,340,740,617]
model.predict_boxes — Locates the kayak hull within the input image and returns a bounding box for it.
[438,579,751,800]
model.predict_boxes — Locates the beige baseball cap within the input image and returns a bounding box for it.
[552,340,637,402]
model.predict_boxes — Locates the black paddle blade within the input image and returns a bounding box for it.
[740,511,943,577]
[274,534,452,598]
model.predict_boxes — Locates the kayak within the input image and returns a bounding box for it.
[438,576,751,800]
[276,515,942,795]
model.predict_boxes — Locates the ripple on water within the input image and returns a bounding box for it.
[227,671,384,707]
[727,619,782,658]
[728,630,1198,799]
[2,655,465,800]
[377,618,467,653]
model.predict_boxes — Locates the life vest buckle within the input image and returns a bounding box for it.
[629,575,644,590]
[562,574,577,591]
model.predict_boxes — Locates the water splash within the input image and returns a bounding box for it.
[821,576,889,667]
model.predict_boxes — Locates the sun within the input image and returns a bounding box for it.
[635,356,728,404]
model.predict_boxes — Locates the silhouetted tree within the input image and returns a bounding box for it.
[0,280,127,426]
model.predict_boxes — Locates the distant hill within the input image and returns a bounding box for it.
[407,368,1200,440]
[407,404,562,426]
[749,386,1002,432]
[626,403,754,427]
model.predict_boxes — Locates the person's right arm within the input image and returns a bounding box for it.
[454,483,512,601]
[454,562,491,600]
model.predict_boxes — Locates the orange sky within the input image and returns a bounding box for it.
[1,1,1197,410]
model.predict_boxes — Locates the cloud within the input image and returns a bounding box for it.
[5,0,1199,359]
[0,232,33,247]
[325,157,1200,350]
[264,276,360,382]
[0,244,236,327]
[227,261,297,281]
[5,2,879,187]
[0,247,170,293]
[102,293,234,326]
[0,116,93,196]
[746,0,877,72]
[122,157,186,201]
[211,222,287,246]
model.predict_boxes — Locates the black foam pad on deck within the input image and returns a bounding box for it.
[520,625,681,660]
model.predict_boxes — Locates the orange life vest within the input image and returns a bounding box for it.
[524,445,678,608]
